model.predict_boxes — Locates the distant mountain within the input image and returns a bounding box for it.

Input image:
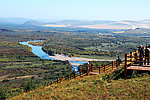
[0,17,29,24]
[41,20,117,28]
[142,19,150,21]
[121,20,139,23]
[0,17,150,29]
[123,28,150,34]
[40,19,150,29]
[56,20,115,25]
[23,20,45,26]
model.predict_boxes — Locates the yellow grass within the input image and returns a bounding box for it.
[10,74,150,100]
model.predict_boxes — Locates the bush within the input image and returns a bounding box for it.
[102,74,112,83]
[21,79,40,92]
[0,85,9,100]
[1,79,10,82]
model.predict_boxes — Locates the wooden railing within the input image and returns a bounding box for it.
[47,59,121,87]
[48,46,150,86]
[124,47,150,76]
[123,50,141,76]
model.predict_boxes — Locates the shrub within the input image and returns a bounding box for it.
[21,79,40,92]
[0,85,9,100]
[1,79,10,82]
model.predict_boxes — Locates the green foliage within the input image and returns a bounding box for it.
[0,85,9,100]
[1,60,73,96]
[1,79,10,82]
[0,41,37,62]
[127,71,150,79]
[21,78,40,92]
[1,25,150,99]
[28,41,44,46]
[111,67,125,80]
[41,62,73,80]
[9,88,23,97]
[89,61,110,66]
[102,74,112,83]
[131,70,137,78]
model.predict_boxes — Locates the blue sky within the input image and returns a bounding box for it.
[0,0,150,21]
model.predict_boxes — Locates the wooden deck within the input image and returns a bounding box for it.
[127,65,150,71]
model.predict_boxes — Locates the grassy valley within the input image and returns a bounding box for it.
[0,26,150,99]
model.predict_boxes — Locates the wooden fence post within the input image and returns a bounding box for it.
[86,65,89,75]
[47,82,49,86]
[135,50,137,64]
[51,81,53,86]
[130,52,133,65]
[116,59,118,69]
[104,65,106,73]
[57,79,60,84]
[99,66,101,74]
[91,64,93,72]
[74,71,77,79]
[112,61,114,70]
[62,76,65,81]
[125,54,127,76]
[68,74,70,81]
[80,68,82,77]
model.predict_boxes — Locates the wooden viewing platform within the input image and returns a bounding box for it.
[89,72,99,75]
[123,49,150,76]
[127,65,150,71]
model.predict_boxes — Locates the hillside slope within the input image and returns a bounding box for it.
[10,74,150,100]
[41,20,150,29]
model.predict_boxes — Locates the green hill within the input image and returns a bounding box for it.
[10,74,150,100]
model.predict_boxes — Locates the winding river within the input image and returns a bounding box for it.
[20,40,87,71]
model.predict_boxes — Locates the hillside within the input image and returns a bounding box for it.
[10,74,150,100]
[0,17,150,29]
[42,20,150,29]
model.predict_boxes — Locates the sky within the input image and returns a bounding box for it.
[0,0,150,21]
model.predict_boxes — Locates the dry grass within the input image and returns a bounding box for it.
[10,74,150,100]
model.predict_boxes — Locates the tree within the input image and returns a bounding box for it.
[21,78,39,92]
[48,50,54,56]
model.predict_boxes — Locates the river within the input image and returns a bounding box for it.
[20,40,88,71]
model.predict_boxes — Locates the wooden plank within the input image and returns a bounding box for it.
[142,65,150,67]
[132,64,140,66]
[89,72,99,75]
[127,66,150,71]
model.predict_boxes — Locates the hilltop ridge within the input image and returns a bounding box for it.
[0,17,150,29]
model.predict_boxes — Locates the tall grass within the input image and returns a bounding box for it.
[10,74,150,100]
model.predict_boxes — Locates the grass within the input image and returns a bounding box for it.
[4,61,55,69]
[0,60,73,97]
[10,74,150,100]
[84,42,138,54]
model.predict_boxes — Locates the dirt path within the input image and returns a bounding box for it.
[0,75,10,81]
[0,75,38,81]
